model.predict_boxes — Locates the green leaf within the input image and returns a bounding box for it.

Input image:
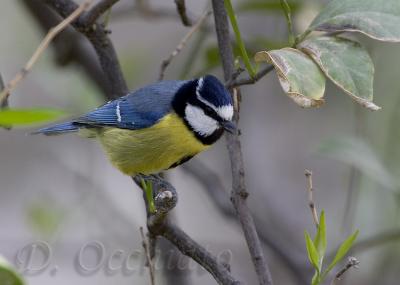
[313,211,327,265]
[0,256,25,285]
[318,136,397,191]
[305,231,321,271]
[308,0,400,42]
[0,108,65,126]
[311,272,320,285]
[323,230,359,278]
[224,0,256,77]
[141,179,156,214]
[299,36,379,111]
[255,48,325,108]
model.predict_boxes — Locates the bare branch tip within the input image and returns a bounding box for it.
[140,226,155,285]
[331,257,360,284]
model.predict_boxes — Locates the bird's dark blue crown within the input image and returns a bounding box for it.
[196,75,232,108]
[172,74,232,116]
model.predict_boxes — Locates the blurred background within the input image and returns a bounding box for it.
[1,0,400,284]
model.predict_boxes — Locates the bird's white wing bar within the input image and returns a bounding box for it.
[116,102,122,123]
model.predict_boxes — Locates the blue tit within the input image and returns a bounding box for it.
[34,75,236,176]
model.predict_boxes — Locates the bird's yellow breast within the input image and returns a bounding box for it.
[95,113,209,176]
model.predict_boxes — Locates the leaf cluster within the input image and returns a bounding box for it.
[228,0,400,110]
[305,211,358,285]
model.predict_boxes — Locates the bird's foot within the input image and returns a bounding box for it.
[135,173,178,215]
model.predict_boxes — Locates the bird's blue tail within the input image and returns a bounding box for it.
[32,121,79,136]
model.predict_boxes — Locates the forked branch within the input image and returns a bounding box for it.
[211,1,273,284]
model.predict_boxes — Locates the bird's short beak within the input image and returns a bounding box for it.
[221,121,236,134]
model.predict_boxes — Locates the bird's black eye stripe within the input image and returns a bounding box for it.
[197,101,221,121]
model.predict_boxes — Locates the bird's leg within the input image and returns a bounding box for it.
[134,173,178,216]
[140,173,164,183]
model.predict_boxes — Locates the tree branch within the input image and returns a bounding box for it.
[211,1,273,285]
[226,65,275,89]
[43,0,128,98]
[22,0,111,98]
[163,223,240,285]
[174,0,193,27]
[83,0,121,27]
[133,175,241,285]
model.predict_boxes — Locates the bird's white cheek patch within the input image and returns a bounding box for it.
[217,105,234,121]
[185,104,219,136]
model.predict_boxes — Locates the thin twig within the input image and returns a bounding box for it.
[0,0,92,107]
[211,1,273,284]
[140,227,156,285]
[330,257,359,285]
[83,0,121,27]
[174,0,193,26]
[226,65,275,89]
[159,10,211,81]
[0,74,7,108]
[305,170,319,228]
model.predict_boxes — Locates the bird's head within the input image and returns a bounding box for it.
[173,75,235,145]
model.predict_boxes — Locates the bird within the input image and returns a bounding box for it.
[34,74,236,176]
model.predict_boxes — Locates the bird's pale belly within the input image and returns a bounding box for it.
[96,113,209,175]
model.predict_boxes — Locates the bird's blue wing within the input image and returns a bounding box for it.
[77,80,188,129]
